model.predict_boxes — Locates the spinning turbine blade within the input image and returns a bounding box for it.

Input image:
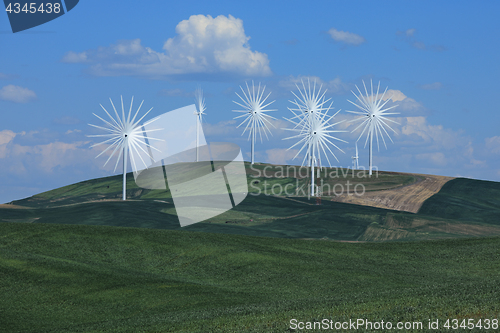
[347,80,400,176]
[88,96,163,200]
[233,81,276,164]
[283,79,347,196]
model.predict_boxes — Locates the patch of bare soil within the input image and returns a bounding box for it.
[0,204,33,209]
[330,173,455,213]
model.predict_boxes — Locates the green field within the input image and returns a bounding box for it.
[1,165,500,332]
[1,222,499,332]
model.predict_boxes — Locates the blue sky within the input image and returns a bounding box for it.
[1,0,499,203]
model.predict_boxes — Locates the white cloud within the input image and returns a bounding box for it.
[0,129,98,174]
[62,15,271,78]
[53,116,81,125]
[327,28,366,45]
[404,28,416,37]
[397,28,446,52]
[278,75,352,95]
[7,140,90,173]
[485,136,500,154]
[0,85,36,103]
[0,130,17,146]
[401,116,463,149]
[157,88,193,97]
[265,148,299,165]
[0,130,18,158]
[415,152,447,166]
[366,88,407,102]
[0,73,17,80]
[203,119,238,137]
[61,51,88,63]
[419,82,442,90]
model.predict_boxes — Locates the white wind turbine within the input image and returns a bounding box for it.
[88,96,162,200]
[233,81,277,164]
[287,78,330,130]
[284,81,347,196]
[347,80,400,176]
[194,87,206,162]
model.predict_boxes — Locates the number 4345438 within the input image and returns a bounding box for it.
[5,2,61,14]
[443,318,498,330]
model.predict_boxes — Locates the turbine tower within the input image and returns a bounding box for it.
[284,79,347,196]
[347,80,400,176]
[351,143,359,176]
[88,96,162,200]
[233,81,277,164]
[194,87,206,162]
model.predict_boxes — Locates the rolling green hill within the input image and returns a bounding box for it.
[2,163,500,242]
[1,165,500,332]
[419,178,500,224]
[1,222,499,332]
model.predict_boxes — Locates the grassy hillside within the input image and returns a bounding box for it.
[10,163,419,208]
[2,168,500,331]
[1,222,499,332]
[419,178,500,224]
[2,164,500,242]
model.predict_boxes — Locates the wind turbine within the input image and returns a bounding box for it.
[287,78,330,130]
[347,80,399,176]
[88,96,162,200]
[351,143,359,176]
[284,80,347,196]
[194,87,206,162]
[233,81,277,164]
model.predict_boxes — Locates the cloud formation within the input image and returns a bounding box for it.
[397,28,446,52]
[327,28,366,45]
[278,75,352,96]
[419,82,442,90]
[265,148,299,165]
[0,131,91,172]
[485,136,500,154]
[0,73,18,80]
[157,88,193,97]
[62,15,271,78]
[0,85,37,103]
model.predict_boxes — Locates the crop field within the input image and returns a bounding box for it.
[1,164,500,332]
[1,222,500,332]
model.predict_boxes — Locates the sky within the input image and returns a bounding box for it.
[1,0,499,203]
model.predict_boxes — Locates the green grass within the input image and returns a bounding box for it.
[419,178,500,224]
[0,194,391,240]
[1,222,499,332]
[3,170,500,242]
[11,163,418,208]
[2,169,500,331]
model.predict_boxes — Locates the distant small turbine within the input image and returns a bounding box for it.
[351,143,359,176]
[233,81,277,164]
[284,99,347,196]
[194,87,206,162]
[88,96,162,200]
[347,80,399,176]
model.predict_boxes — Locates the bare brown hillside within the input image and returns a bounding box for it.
[330,173,454,213]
